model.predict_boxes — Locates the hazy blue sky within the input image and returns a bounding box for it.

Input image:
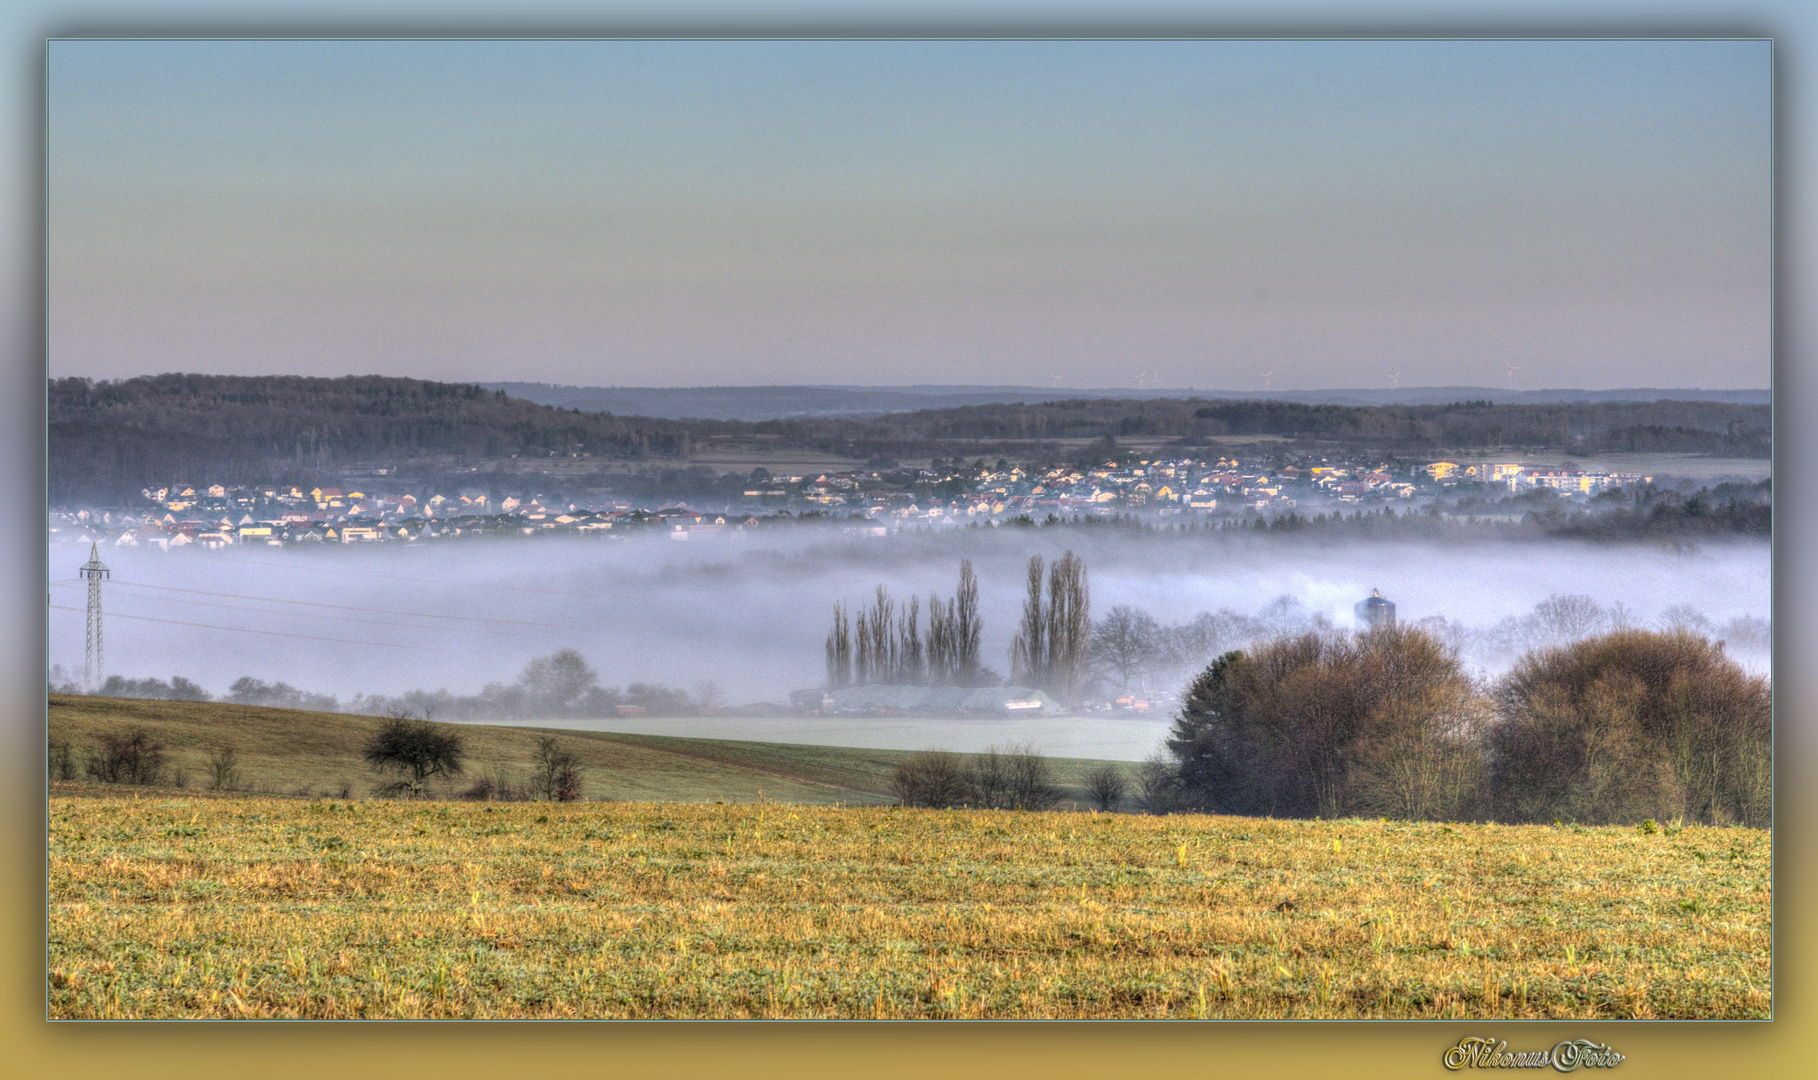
[49,38,1770,390]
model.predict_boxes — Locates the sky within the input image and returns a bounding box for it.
[47,36,1771,391]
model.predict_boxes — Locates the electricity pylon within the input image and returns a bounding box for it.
[80,542,109,693]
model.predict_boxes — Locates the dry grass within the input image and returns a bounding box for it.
[49,796,1769,1019]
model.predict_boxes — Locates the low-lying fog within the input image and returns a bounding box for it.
[51,527,1771,724]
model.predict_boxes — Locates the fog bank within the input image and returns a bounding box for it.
[50,527,1770,707]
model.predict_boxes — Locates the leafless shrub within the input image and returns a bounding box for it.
[533,735,585,801]
[459,771,532,802]
[48,737,75,782]
[1136,752,1186,815]
[1002,743,1060,811]
[967,747,1011,809]
[85,728,167,786]
[961,743,1059,811]
[889,750,970,809]
[208,744,241,792]
[1085,765,1129,812]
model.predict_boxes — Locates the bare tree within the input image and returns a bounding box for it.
[364,715,466,799]
[1657,603,1715,637]
[926,595,952,685]
[1722,614,1771,652]
[1010,552,1090,704]
[533,734,584,801]
[1257,594,1308,638]
[853,599,873,685]
[208,743,241,792]
[889,750,970,809]
[692,679,726,715]
[825,602,852,690]
[967,747,1011,809]
[898,594,924,684]
[861,586,896,684]
[1165,609,1253,675]
[520,649,599,716]
[1532,594,1609,642]
[85,728,166,786]
[1085,764,1129,812]
[954,560,982,687]
[964,743,1060,810]
[48,737,75,782]
[1010,555,1046,689]
[1091,605,1165,692]
[1004,743,1061,811]
[1136,752,1185,815]
[1045,552,1090,705]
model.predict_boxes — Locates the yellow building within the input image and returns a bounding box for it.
[1425,461,1459,480]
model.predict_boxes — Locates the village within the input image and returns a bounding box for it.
[47,451,1651,552]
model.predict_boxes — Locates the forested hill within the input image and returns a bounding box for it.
[857,397,1770,451]
[49,373,1770,504]
[49,374,731,501]
[50,374,723,458]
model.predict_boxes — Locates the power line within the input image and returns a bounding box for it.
[49,604,457,652]
[98,578,609,632]
[214,552,587,595]
[85,591,582,644]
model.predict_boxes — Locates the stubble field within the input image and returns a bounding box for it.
[49,793,1770,1020]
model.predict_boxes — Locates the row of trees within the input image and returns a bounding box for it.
[1077,594,1768,700]
[1151,625,1769,827]
[825,562,984,689]
[1009,552,1091,703]
[348,649,716,721]
[888,744,1062,811]
[825,553,1096,703]
[52,651,713,722]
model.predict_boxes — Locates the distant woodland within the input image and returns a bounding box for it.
[49,374,1770,504]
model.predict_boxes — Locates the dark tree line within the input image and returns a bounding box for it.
[49,374,724,503]
[1150,625,1769,828]
[350,648,706,721]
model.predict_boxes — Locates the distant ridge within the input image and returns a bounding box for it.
[483,382,1769,422]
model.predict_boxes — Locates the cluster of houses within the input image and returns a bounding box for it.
[1423,461,1650,494]
[50,456,1655,552]
[746,455,1651,521]
[53,484,765,551]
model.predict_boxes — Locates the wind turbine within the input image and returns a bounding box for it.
[1131,372,1148,390]
[1389,371,1402,390]
[1049,373,1064,388]
[1256,369,1275,393]
[1503,362,1519,392]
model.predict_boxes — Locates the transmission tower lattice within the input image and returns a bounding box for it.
[80,542,109,693]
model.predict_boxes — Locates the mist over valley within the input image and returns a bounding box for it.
[49,524,1769,760]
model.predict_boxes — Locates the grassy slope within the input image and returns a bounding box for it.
[48,696,1132,807]
[48,796,1770,1019]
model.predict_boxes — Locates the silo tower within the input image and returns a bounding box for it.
[1355,588,1396,630]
